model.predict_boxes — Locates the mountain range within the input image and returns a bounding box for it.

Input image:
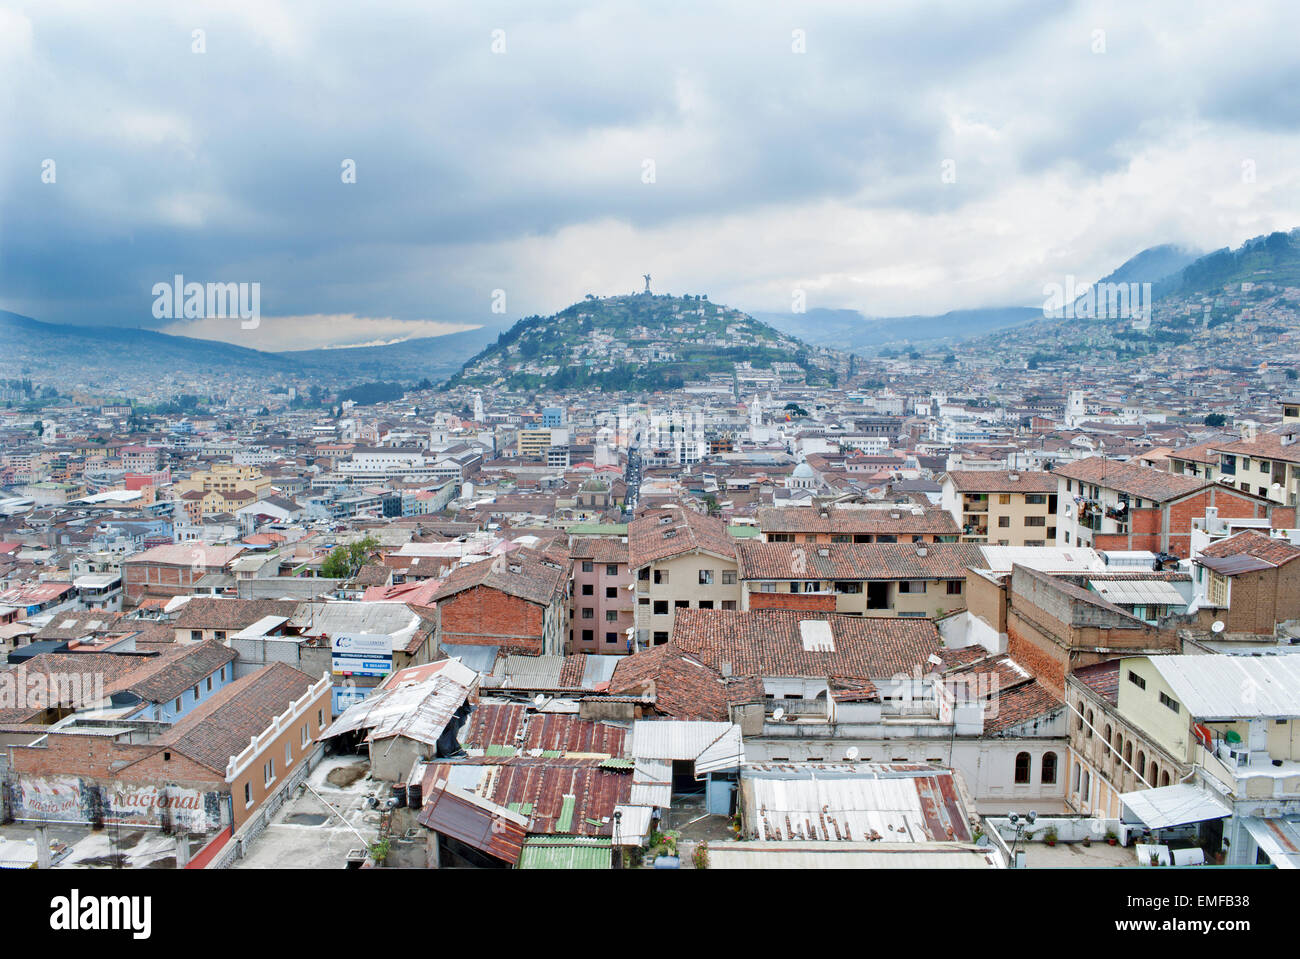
[4,230,1297,395]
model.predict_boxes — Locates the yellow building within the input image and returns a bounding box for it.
[941,470,1058,546]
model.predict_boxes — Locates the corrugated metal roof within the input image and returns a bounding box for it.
[441,643,500,675]
[1088,579,1187,607]
[708,841,998,869]
[517,836,613,869]
[612,805,652,845]
[492,654,566,689]
[581,655,621,688]
[1148,655,1300,719]
[1119,783,1232,829]
[695,725,745,775]
[742,764,972,843]
[1241,818,1300,869]
[320,660,476,746]
[630,720,739,760]
[417,782,528,864]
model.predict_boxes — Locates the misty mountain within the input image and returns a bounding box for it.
[0,309,502,387]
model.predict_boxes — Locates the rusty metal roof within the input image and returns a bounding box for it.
[420,756,632,838]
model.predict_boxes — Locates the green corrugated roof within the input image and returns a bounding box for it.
[517,837,613,870]
[599,757,634,770]
[507,802,534,815]
[566,523,629,535]
[484,744,518,757]
[728,525,761,538]
[555,794,577,833]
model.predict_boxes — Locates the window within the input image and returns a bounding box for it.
[721,600,737,611]
[285,742,293,767]
[653,569,669,585]
[1014,752,1031,784]
[721,570,736,585]
[244,782,252,807]
[193,684,200,699]
[653,601,668,615]
[219,666,226,681]
[1025,494,1046,505]
[898,580,927,594]
[206,675,213,691]
[606,586,618,598]
[652,631,669,645]
[214,630,226,641]
[264,759,275,786]
[946,581,963,595]
[581,608,594,619]
[581,561,594,572]
[605,632,618,643]
[605,610,619,622]
[698,600,714,610]
[699,569,714,585]
[1159,692,1180,713]
[301,725,308,747]
[1024,516,1046,527]
[191,630,202,642]
[836,581,863,594]
[582,629,594,642]
[317,708,324,729]
[174,697,182,712]
[581,583,594,595]
[1127,670,1146,690]
[675,600,689,609]
[606,564,619,576]
[997,516,1011,528]
[1041,752,1058,785]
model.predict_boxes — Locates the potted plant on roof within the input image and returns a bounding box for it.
[1105,829,1118,846]
[1043,826,1058,847]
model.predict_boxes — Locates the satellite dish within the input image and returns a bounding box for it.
[533,694,546,706]
[1211,620,1225,634]
[844,746,860,761]
[772,707,785,721]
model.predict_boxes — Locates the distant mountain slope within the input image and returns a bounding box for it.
[1154,229,1300,299]
[280,325,502,382]
[0,310,289,374]
[0,309,497,387]
[1097,243,1200,289]
[755,305,1042,352]
[447,293,837,391]
[758,243,1204,353]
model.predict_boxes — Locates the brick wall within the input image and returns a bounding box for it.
[748,591,837,613]
[438,585,545,655]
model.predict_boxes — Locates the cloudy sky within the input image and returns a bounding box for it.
[3,0,1300,350]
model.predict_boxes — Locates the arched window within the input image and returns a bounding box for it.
[1161,770,1170,787]
[1041,751,1058,785]
[1124,741,1133,764]
[1014,751,1031,784]
[1137,751,1146,780]
[1085,710,1094,737]
[1149,761,1159,783]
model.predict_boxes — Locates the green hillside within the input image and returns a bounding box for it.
[445,293,837,391]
